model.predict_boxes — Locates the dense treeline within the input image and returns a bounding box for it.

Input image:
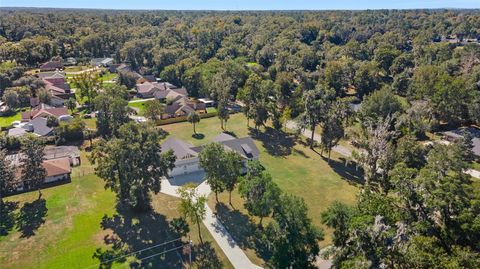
[1,9,479,127]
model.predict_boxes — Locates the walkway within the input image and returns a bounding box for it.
[160,178,262,269]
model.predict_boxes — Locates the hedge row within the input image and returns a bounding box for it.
[157,112,218,125]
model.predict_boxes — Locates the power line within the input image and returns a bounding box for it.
[81,237,182,269]
[115,245,186,269]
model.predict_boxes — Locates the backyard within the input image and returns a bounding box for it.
[0,151,233,269]
[0,111,21,128]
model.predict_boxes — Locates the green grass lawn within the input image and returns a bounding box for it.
[100,72,118,82]
[0,111,22,128]
[161,113,360,265]
[64,65,90,72]
[206,107,217,113]
[471,161,480,171]
[0,151,233,269]
[128,100,148,115]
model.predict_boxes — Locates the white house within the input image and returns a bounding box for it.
[161,133,260,177]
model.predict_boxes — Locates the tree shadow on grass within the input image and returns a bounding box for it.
[250,127,295,157]
[0,201,19,236]
[192,241,223,269]
[16,198,47,238]
[214,202,270,262]
[192,133,205,140]
[94,204,184,269]
[321,156,365,186]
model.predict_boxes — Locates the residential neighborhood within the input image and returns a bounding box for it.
[1,4,480,269]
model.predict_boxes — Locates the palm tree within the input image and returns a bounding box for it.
[187,111,200,134]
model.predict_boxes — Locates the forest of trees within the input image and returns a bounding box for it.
[1,9,479,127]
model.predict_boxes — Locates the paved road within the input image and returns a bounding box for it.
[466,169,480,179]
[286,121,480,180]
[160,178,262,269]
[128,98,155,103]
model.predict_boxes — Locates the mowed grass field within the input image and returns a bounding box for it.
[0,152,233,269]
[161,113,360,247]
[0,111,22,128]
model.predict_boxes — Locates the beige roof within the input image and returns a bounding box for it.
[43,157,71,177]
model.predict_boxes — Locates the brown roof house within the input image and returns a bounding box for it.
[40,71,72,104]
[40,61,64,72]
[162,97,206,119]
[162,133,259,178]
[21,104,69,122]
[11,157,72,192]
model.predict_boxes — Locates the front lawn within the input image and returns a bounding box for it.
[128,100,148,115]
[0,151,233,269]
[0,111,22,128]
[161,114,360,249]
[100,71,118,82]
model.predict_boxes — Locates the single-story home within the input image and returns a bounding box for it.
[108,63,131,73]
[21,104,69,122]
[12,157,72,192]
[40,61,64,72]
[8,117,54,137]
[91,57,114,67]
[443,127,480,160]
[44,146,81,166]
[161,133,259,177]
[162,97,207,119]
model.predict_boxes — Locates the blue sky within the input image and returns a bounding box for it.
[1,0,479,10]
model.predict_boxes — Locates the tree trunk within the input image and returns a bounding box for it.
[195,214,203,245]
[247,117,249,127]
[215,190,219,203]
[193,123,196,134]
[229,191,232,207]
[310,125,316,149]
[221,120,224,130]
[37,188,42,200]
[328,149,331,163]
[259,216,264,228]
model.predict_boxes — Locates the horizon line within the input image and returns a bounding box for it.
[1,6,479,12]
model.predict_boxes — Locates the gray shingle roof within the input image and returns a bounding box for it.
[161,137,198,160]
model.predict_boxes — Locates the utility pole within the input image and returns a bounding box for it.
[189,237,192,269]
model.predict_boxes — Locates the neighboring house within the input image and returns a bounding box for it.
[40,61,64,72]
[198,98,215,108]
[6,146,80,166]
[136,75,156,84]
[44,146,81,166]
[91,57,114,67]
[163,97,207,119]
[64,57,77,66]
[162,133,260,177]
[21,104,69,122]
[36,71,66,79]
[12,157,72,192]
[41,71,73,101]
[108,63,131,73]
[443,127,480,160]
[21,117,54,136]
[136,82,172,98]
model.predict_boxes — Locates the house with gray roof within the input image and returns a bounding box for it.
[443,127,480,160]
[161,133,259,177]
